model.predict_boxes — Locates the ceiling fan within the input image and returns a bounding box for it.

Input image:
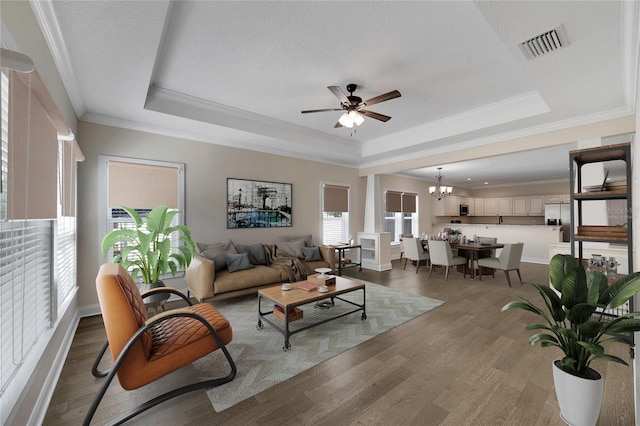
[301,83,401,128]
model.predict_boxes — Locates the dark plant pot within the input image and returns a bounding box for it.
[137,280,168,314]
[552,360,603,426]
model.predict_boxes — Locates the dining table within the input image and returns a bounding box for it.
[450,242,504,279]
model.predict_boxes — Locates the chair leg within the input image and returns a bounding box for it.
[516,269,523,285]
[445,266,450,281]
[504,270,512,287]
[403,258,408,270]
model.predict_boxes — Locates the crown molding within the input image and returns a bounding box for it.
[29,0,86,117]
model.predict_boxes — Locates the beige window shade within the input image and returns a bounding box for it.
[323,184,349,212]
[7,70,58,220]
[108,161,179,209]
[402,193,417,213]
[60,139,84,217]
[385,191,402,212]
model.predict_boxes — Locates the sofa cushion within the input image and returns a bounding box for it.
[197,240,238,271]
[277,240,305,259]
[302,246,323,261]
[213,265,283,295]
[236,243,267,265]
[224,252,255,273]
[279,234,313,247]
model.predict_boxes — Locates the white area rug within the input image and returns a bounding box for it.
[192,281,444,412]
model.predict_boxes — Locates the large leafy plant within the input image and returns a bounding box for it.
[502,253,640,376]
[101,205,196,284]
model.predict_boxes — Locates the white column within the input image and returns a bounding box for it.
[363,174,383,233]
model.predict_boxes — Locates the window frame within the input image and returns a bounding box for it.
[320,181,351,245]
[97,155,186,270]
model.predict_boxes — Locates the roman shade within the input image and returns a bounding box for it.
[107,161,179,209]
[323,184,349,212]
[60,138,85,217]
[7,70,59,219]
[402,192,417,213]
[386,191,416,213]
[385,191,402,213]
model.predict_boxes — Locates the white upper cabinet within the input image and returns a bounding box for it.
[513,196,544,216]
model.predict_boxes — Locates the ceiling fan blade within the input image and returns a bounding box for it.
[360,110,392,122]
[328,86,351,105]
[334,121,343,128]
[362,90,401,107]
[301,108,343,114]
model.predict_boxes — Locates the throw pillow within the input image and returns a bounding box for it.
[197,240,239,271]
[279,234,314,247]
[302,246,323,262]
[237,243,267,265]
[224,252,255,273]
[277,240,306,259]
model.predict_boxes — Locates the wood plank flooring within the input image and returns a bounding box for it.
[43,260,634,425]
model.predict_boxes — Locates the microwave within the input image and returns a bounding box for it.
[459,204,469,216]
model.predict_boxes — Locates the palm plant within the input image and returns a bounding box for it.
[101,205,196,284]
[502,253,640,376]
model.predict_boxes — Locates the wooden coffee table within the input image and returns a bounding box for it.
[257,276,366,351]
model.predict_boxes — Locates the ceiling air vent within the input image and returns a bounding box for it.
[518,25,568,60]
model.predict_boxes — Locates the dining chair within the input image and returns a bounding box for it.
[402,237,430,273]
[427,240,468,281]
[399,233,414,259]
[477,242,524,287]
[85,263,236,425]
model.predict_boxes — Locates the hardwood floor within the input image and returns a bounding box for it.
[43,260,634,425]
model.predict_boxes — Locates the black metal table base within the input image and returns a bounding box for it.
[257,288,366,351]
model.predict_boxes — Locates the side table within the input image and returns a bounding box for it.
[333,244,363,276]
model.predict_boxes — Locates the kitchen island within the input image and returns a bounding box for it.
[435,224,563,264]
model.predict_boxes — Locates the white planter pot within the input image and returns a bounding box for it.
[552,360,604,426]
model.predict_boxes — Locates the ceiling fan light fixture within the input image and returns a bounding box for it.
[338,110,364,128]
[338,112,354,128]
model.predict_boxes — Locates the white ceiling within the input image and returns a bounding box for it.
[27,1,639,187]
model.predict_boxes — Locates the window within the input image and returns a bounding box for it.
[321,183,350,245]
[0,64,82,422]
[98,156,185,274]
[384,190,418,242]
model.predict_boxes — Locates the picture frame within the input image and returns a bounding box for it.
[227,178,292,228]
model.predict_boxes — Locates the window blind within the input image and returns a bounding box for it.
[7,70,58,220]
[0,220,52,395]
[402,192,417,213]
[107,161,179,209]
[385,191,402,212]
[323,184,349,212]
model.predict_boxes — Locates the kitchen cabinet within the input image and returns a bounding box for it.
[484,197,512,216]
[514,196,544,216]
[434,195,459,216]
[545,194,569,204]
[473,198,485,216]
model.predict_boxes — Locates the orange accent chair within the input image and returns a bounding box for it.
[85,263,236,425]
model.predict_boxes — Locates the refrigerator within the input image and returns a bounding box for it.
[545,203,572,242]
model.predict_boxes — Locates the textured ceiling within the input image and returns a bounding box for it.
[27,0,639,186]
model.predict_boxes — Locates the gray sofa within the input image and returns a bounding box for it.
[186,238,335,302]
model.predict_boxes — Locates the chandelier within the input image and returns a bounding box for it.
[429,167,453,200]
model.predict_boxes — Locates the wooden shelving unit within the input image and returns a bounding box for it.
[569,141,633,310]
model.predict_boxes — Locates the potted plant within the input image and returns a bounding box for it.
[101,205,196,284]
[502,253,640,425]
